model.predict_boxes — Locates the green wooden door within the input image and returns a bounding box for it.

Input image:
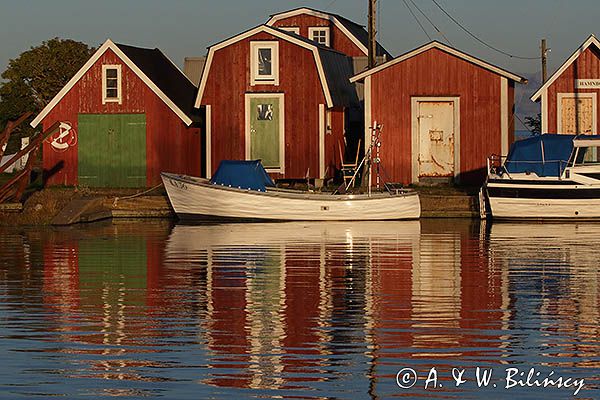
[249,97,281,169]
[78,114,146,187]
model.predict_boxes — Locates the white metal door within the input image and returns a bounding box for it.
[418,101,455,177]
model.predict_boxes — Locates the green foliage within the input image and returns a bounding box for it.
[524,113,541,135]
[0,38,95,153]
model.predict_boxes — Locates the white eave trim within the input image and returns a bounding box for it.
[350,41,526,84]
[266,8,369,55]
[531,35,600,102]
[195,25,334,109]
[31,39,193,128]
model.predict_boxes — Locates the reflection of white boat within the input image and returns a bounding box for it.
[161,161,420,221]
[484,135,600,219]
[165,220,421,251]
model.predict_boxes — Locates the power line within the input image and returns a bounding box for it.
[431,0,540,60]
[407,0,452,45]
[402,0,432,42]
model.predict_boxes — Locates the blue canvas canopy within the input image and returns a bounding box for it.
[504,134,576,177]
[210,160,275,191]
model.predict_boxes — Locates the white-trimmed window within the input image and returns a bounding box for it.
[279,26,300,35]
[250,42,279,86]
[308,27,330,47]
[102,65,122,104]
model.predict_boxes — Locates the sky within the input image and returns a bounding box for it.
[0,0,599,122]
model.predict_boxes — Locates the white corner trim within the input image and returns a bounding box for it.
[31,39,193,128]
[364,76,372,155]
[266,8,368,55]
[541,88,548,133]
[205,105,212,178]
[101,64,122,104]
[410,97,460,184]
[556,92,597,134]
[245,93,286,174]
[500,76,509,156]
[350,41,525,83]
[531,35,600,102]
[195,25,333,108]
[319,104,326,179]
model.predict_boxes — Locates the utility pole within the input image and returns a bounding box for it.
[368,0,377,68]
[541,39,548,83]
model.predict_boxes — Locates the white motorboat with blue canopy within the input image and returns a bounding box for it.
[161,160,420,221]
[484,134,600,219]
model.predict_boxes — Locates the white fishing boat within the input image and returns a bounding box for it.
[484,134,600,220]
[161,165,420,221]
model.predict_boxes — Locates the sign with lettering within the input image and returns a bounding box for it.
[575,79,600,89]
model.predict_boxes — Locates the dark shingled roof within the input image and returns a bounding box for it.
[115,43,200,122]
[317,49,358,107]
[269,7,392,58]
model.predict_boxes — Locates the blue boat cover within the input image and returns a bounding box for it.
[210,160,275,191]
[504,134,576,177]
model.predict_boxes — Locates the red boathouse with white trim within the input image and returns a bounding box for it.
[31,39,202,187]
[531,34,600,135]
[196,25,358,180]
[351,41,526,185]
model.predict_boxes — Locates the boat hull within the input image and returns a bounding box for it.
[161,173,421,221]
[486,179,600,219]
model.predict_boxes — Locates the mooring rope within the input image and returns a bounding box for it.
[112,183,164,207]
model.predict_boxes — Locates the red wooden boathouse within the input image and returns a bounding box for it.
[196,25,358,180]
[351,41,527,185]
[31,39,202,187]
[266,7,391,62]
[531,34,600,135]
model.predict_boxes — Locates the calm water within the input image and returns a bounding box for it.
[0,219,598,399]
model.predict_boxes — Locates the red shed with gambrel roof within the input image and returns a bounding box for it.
[531,34,600,135]
[266,7,391,61]
[351,41,526,185]
[196,25,358,181]
[31,39,202,188]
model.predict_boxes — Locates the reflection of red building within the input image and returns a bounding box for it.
[366,220,507,366]
[39,221,183,381]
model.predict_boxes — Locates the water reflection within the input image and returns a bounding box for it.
[0,219,598,399]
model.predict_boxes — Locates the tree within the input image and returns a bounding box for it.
[524,113,541,135]
[0,38,95,153]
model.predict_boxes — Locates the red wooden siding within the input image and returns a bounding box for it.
[202,32,343,179]
[41,48,201,187]
[369,47,505,184]
[546,46,600,133]
[271,15,365,57]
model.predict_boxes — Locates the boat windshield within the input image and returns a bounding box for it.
[573,147,600,166]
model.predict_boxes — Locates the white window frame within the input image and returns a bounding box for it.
[102,64,122,104]
[308,27,330,47]
[250,41,279,86]
[279,26,300,35]
[557,92,597,134]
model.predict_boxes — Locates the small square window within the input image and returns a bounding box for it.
[257,104,273,121]
[309,27,330,47]
[102,65,122,104]
[250,42,279,86]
